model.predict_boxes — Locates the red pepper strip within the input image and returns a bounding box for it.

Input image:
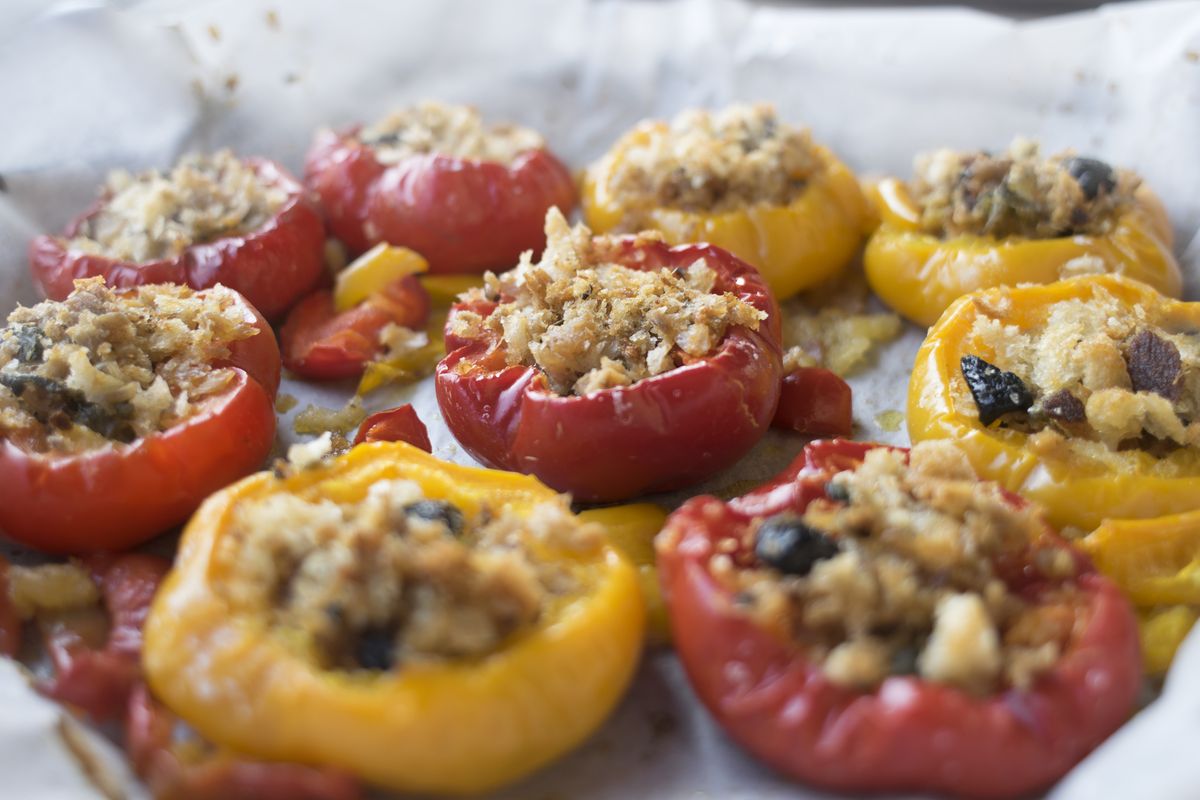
[0,559,21,657]
[771,367,853,436]
[39,554,170,722]
[280,276,430,380]
[127,684,361,800]
[353,404,432,451]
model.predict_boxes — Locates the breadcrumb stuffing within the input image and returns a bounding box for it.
[452,209,765,395]
[66,150,287,263]
[780,270,902,375]
[217,479,602,669]
[358,102,544,166]
[963,283,1200,452]
[911,138,1138,239]
[0,278,258,453]
[722,441,1077,693]
[597,104,821,224]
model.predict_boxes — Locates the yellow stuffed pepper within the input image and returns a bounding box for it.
[909,274,1200,532]
[1080,511,1200,676]
[866,139,1180,327]
[582,104,869,300]
[143,441,645,795]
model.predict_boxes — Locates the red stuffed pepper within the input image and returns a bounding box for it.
[436,209,782,502]
[0,278,279,553]
[657,439,1140,799]
[305,102,576,274]
[29,151,326,320]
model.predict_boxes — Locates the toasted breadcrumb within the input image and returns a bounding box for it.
[218,480,602,668]
[453,209,764,395]
[66,150,287,263]
[964,283,1200,451]
[597,104,820,224]
[358,102,544,166]
[911,138,1138,239]
[780,270,902,375]
[0,279,258,453]
[725,441,1075,693]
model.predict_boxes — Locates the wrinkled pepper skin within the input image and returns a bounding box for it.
[657,439,1142,799]
[305,127,576,274]
[583,138,869,300]
[30,159,326,320]
[908,274,1200,532]
[436,237,782,503]
[865,178,1181,327]
[143,442,645,796]
[0,289,279,554]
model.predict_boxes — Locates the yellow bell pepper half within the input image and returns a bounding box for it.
[1139,606,1197,677]
[142,442,645,795]
[582,136,870,301]
[579,503,670,645]
[864,178,1181,327]
[908,274,1200,532]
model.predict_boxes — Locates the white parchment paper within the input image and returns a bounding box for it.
[1,1,1200,797]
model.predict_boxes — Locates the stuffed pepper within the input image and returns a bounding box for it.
[142,441,645,795]
[582,104,869,300]
[280,244,432,381]
[305,102,575,274]
[909,273,1200,531]
[657,439,1140,799]
[865,138,1180,326]
[0,278,279,553]
[436,208,782,502]
[30,150,326,320]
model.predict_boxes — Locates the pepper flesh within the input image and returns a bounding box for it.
[864,178,1181,327]
[583,142,869,300]
[142,442,645,795]
[908,274,1200,532]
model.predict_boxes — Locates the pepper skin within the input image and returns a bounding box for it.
[1081,510,1200,676]
[908,274,1200,531]
[584,139,869,301]
[771,366,853,436]
[305,127,576,274]
[436,237,782,503]
[0,288,279,554]
[30,158,326,320]
[143,442,645,796]
[864,178,1181,327]
[657,439,1141,799]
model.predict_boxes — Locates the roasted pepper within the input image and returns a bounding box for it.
[908,274,1200,531]
[578,504,670,644]
[1081,510,1200,676]
[657,439,1141,798]
[305,105,576,275]
[436,224,782,503]
[143,442,645,795]
[30,155,326,321]
[582,124,869,301]
[864,176,1181,327]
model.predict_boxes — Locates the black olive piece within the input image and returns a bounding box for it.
[754,515,840,577]
[960,355,1034,426]
[10,326,44,364]
[1063,157,1116,201]
[74,402,136,443]
[354,627,395,671]
[403,500,465,536]
[824,481,850,503]
[1125,329,1182,401]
